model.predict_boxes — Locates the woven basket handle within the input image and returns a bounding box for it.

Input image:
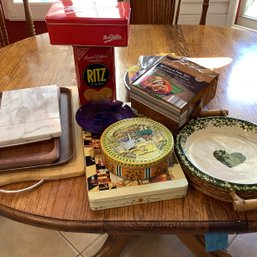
[0,179,47,194]
[191,108,229,119]
[230,192,257,212]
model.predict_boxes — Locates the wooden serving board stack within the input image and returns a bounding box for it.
[0,86,85,187]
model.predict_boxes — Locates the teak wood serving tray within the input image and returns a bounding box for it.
[0,87,85,188]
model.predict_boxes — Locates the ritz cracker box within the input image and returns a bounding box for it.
[45,0,131,105]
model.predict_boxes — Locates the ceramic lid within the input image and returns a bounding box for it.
[100,117,174,167]
[45,0,130,25]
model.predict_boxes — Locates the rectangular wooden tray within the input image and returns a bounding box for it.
[0,138,60,170]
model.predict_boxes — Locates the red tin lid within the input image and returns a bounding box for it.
[45,0,130,25]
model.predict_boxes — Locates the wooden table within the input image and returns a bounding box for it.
[0,25,257,257]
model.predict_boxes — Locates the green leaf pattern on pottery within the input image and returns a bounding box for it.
[175,117,257,192]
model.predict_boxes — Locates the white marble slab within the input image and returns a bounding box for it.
[0,85,62,147]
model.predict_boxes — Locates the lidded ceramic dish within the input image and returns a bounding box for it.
[100,117,174,180]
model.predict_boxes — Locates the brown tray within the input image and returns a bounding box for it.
[0,138,60,170]
[0,87,74,172]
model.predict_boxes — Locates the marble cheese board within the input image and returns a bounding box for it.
[0,85,62,147]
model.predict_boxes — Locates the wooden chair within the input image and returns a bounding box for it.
[129,0,210,25]
[199,0,210,25]
[129,0,177,24]
[175,0,210,25]
[0,0,36,47]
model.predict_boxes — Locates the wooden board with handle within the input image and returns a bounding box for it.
[0,86,85,187]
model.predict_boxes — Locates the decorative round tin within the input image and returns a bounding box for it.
[100,117,174,180]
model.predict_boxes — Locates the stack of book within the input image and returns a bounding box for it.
[130,54,219,134]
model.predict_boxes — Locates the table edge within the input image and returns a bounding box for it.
[0,204,249,234]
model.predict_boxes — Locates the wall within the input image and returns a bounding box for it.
[176,0,238,27]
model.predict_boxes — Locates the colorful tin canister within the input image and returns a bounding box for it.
[100,117,174,180]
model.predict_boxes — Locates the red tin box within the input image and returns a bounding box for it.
[45,0,130,47]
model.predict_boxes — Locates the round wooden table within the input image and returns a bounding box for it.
[0,25,257,257]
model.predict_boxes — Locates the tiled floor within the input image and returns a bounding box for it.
[1,215,257,257]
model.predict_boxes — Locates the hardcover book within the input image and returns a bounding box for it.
[84,131,188,211]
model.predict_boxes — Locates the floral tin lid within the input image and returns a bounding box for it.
[100,117,174,167]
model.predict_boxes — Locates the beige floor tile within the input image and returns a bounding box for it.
[60,231,104,253]
[2,214,257,257]
[228,233,257,257]
[120,234,195,257]
[0,216,78,257]
[228,234,237,246]
[81,234,108,257]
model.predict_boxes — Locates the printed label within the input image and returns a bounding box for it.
[83,63,110,88]
[103,34,122,43]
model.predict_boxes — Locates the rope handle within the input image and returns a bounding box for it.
[230,192,257,212]
[0,179,47,194]
[197,109,229,117]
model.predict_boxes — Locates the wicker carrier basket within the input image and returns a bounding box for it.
[175,116,257,212]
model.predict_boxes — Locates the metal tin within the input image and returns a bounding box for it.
[45,0,130,46]
[100,117,174,180]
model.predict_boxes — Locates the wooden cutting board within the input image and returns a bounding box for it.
[0,86,85,187]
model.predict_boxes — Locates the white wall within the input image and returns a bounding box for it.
[176,0,239,27]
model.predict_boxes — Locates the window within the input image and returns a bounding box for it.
[2,0,54,21]
[1,0,123,21]
[236,0,257,30]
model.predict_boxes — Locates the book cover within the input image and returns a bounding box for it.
[131,54,218,116]
[84,131,188,211]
